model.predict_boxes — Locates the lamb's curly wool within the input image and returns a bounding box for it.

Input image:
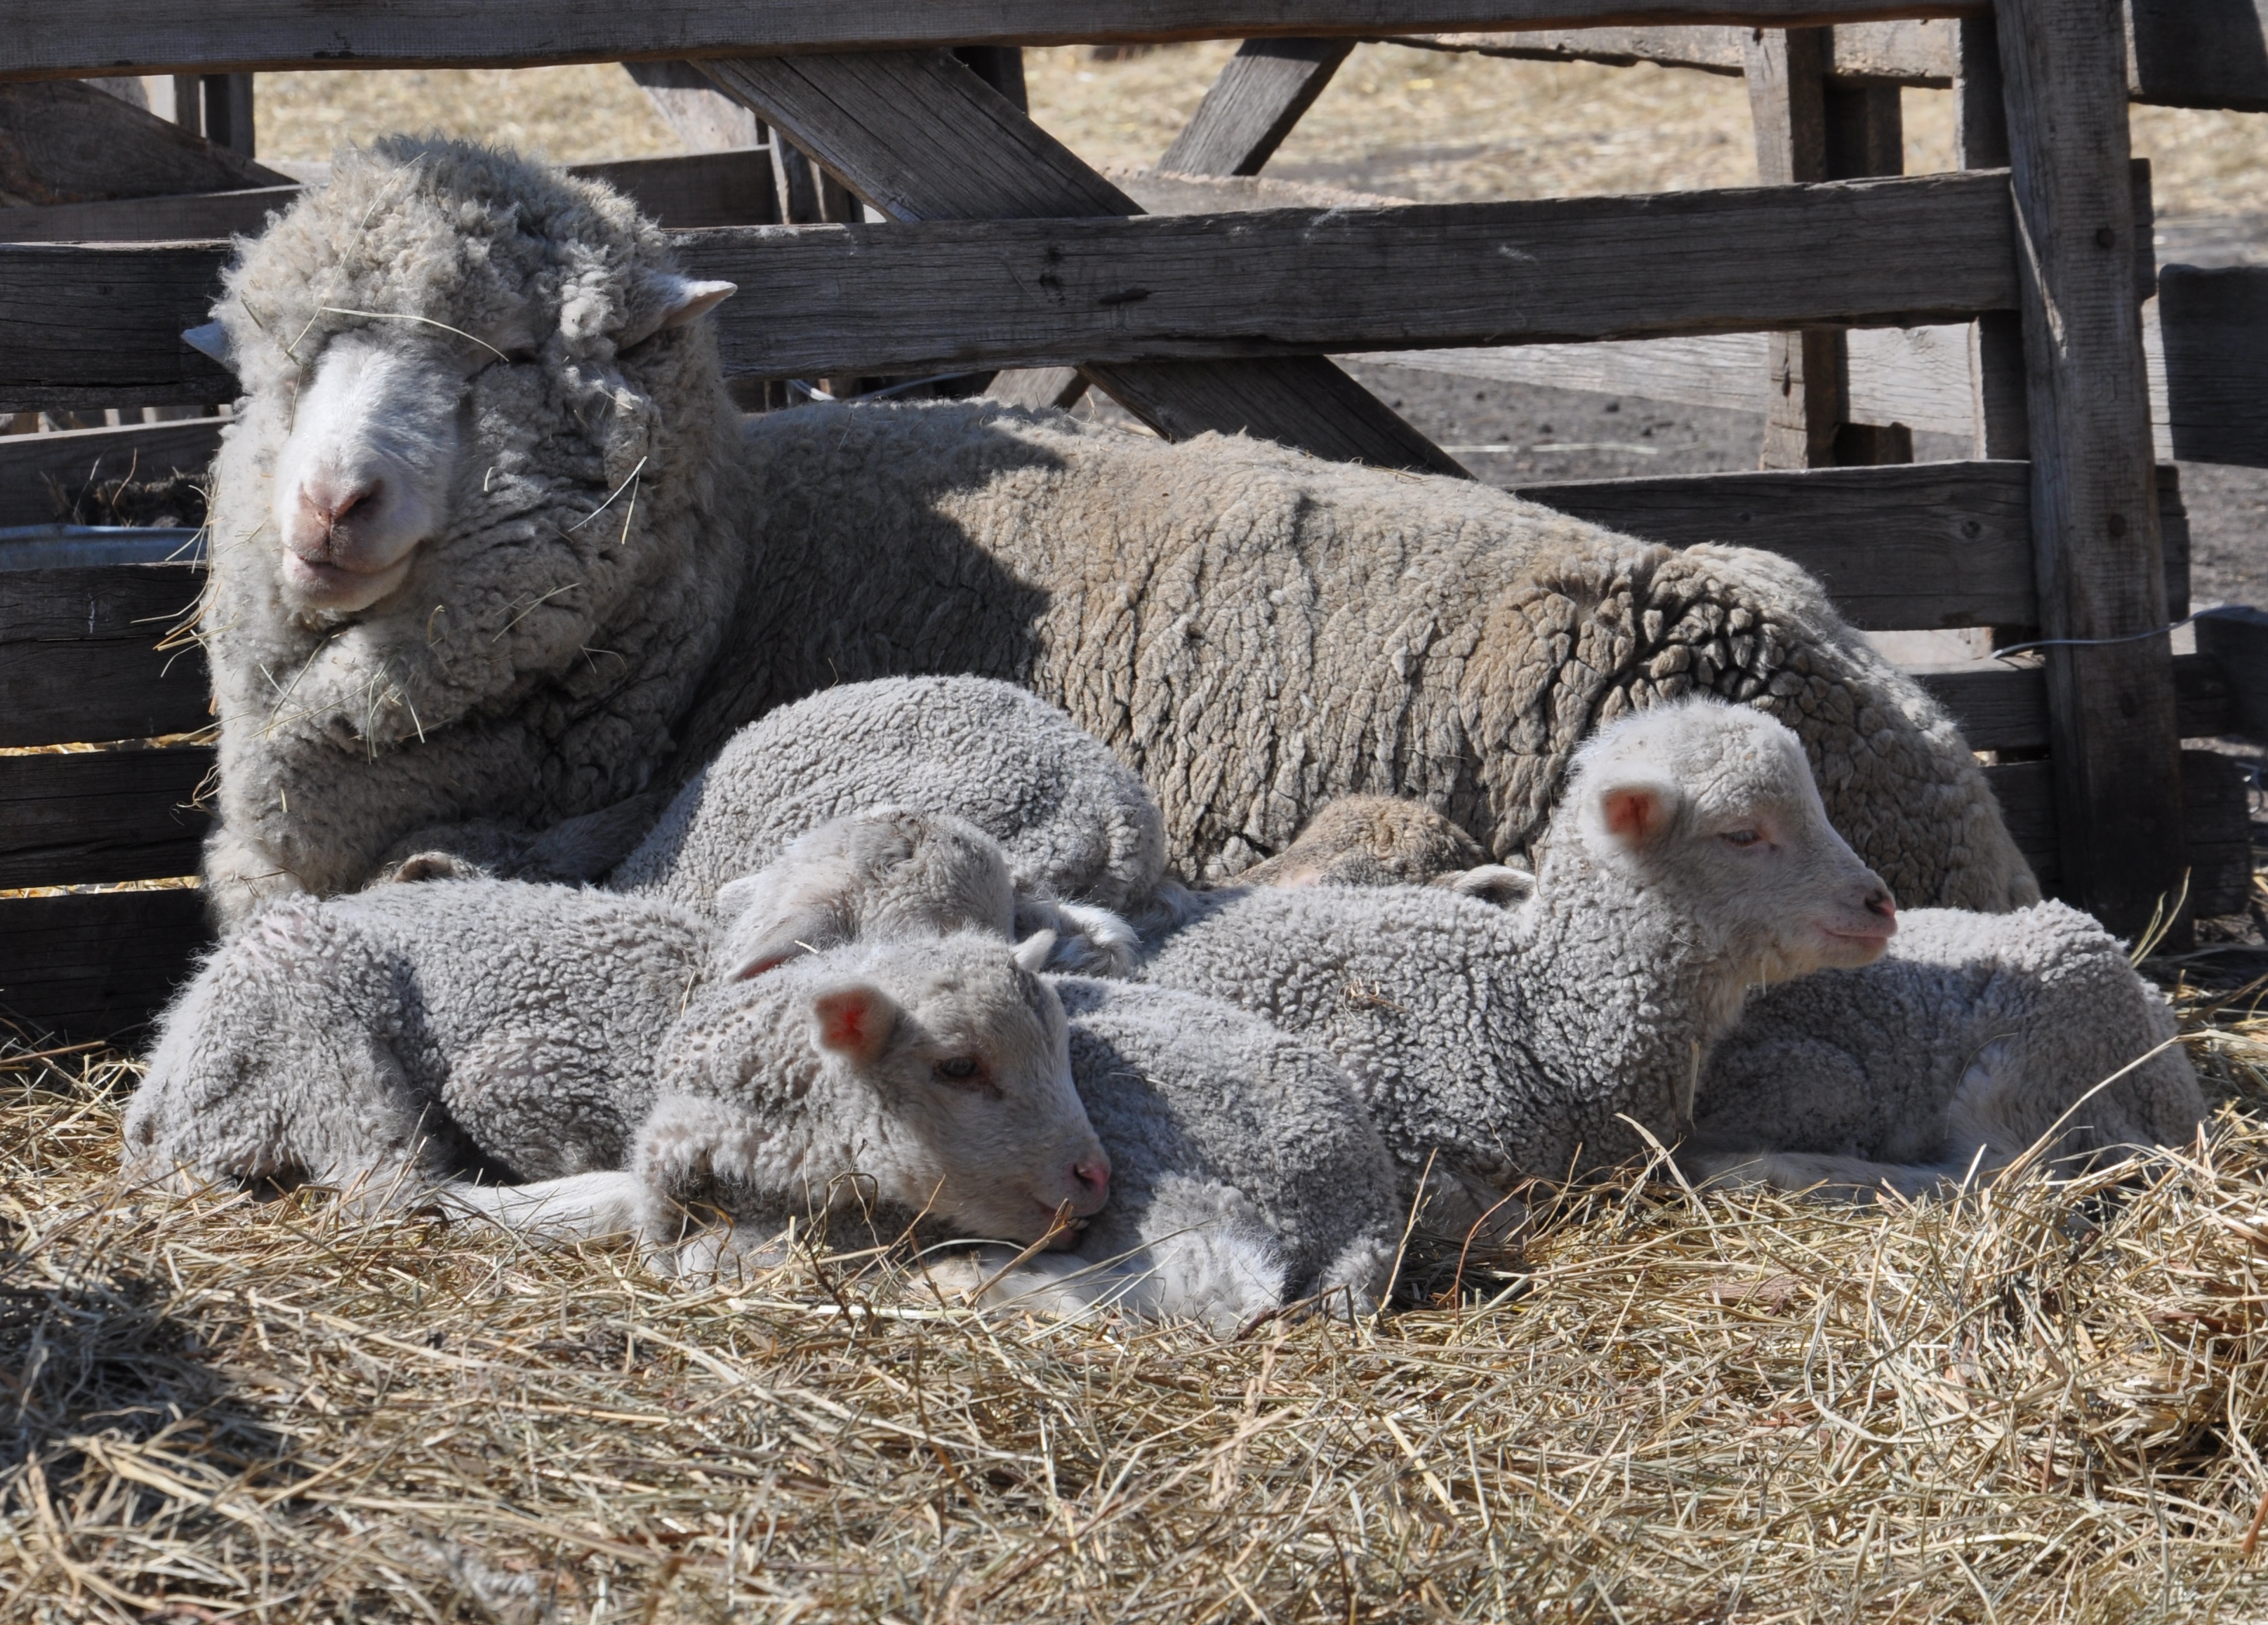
[934,977,1402,1331]
[123,879,708,1193]
[125,873,1108,1251]
[612,676,1167,916]
[1681,903,2206,1197]
[196,139,2035,924]
[1138,700,1899,1237]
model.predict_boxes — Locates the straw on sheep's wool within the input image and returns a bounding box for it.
[11,938,2268,1623]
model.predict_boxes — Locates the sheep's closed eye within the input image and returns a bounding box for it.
[1719,828,1763,848]
[934,1056,987,1088]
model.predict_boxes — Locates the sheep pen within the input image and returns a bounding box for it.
[11,938,2268,1624]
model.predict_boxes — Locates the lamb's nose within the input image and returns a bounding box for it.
[1864,887,1897,920]
[1069,1156,1110,1214]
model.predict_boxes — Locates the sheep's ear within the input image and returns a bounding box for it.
[810,983,898,1065]
[618,274,737,349]
[727,915,830,981]
[1444,863,1535,905]
[1587,777,1683,853]
[1012,929,1058,974]
[183,321,237,371]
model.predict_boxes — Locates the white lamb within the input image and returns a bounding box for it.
[124,868,1109,1252]
[1137,698,1900,1243]
[1678,902,2205,1198]
[612,676,1169,930]
[458,808,1403,1327]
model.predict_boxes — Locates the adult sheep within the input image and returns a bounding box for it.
[190,136,2036,926]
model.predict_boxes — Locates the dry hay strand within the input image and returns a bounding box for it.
[11,996,2268,1624]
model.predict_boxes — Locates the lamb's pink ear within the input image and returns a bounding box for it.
[810,983,898,1065]
[618,274,737,348]
[1589,777,1682,852]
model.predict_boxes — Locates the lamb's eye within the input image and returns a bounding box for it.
[935,1056,982,1082]
[1720,828,1762,848]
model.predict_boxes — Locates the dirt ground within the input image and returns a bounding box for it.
[248,44,2268,611]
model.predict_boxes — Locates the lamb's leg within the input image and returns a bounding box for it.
[1678,1147,1989,1202]
[928,1211,1289,1336]
[435,1172,651,1238]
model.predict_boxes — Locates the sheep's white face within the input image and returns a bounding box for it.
[269,333,473,613]
[808,934,1110,1247]
[190,267,734,618]
[1573,701,1897,980]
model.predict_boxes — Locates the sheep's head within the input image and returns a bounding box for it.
[778,931,1110,1247]
[196,137,734,619]
[1559,698,1898,982]
[713,809,1021,981]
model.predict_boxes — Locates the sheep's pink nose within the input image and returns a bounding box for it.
[1864,887,1897,920]
[1068,1157,1110,1214]
[298,475,378,540]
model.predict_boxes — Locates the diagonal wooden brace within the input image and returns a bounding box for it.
[696,49,1464,475]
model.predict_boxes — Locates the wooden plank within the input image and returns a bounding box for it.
[0,149,785,244]
[1516,460,2034,629]
[0,239,230,409]
[2158,266,2268,470]
[1514,458,2194,631]
[0,417,223,526]
[698,48,1463,472]
[1998,0,2184,936]
[1402,9,2268,111]
[0,561,210,745]
[0,6,1999,81]
[1916,650,2231,752]
[1390,21,1957,79]
[2194,606,2268,739]
[1982,750,2247,915]
[0,78,286,206]
[1158,39,1354,177]
[2127,0,2268,113]
[684,174,2021,379]
[0,745,213,889]
[0,887,207,1042]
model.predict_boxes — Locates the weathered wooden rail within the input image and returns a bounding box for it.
[0,0,2261,1040]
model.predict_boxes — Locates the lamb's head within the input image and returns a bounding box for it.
[1553,698,1897,981]
[1240,795,1488,889]
[767,931,1110,1246]
[197,137,734,621]
[714,809,1021,980]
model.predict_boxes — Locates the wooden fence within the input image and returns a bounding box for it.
[1,0,2264,1040]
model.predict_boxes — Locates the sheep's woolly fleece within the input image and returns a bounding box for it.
[123,877,708,1195]
[691,401,2036,907]
[1687,901,2206,1189]
[196,139,2034,921]
[613,675,1167,915]
[1040,976,1402,1318]
[199,138,748,908]
[1138,700,1892,1231]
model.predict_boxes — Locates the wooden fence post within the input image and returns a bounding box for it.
[1747,27,1909,468]
[1996,0,2187,936]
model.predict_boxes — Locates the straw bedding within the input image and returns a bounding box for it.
[8,939,2268,1623]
